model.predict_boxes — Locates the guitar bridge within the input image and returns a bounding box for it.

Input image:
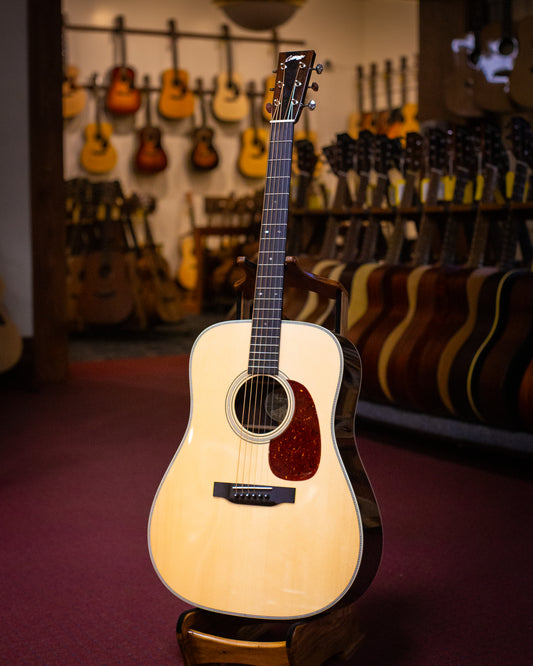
[213,482,295,506]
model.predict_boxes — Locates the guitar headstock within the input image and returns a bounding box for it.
[508,116,533,167]
[355,129,374,174]
[426,127,447,173]
[373,134,393,177]
[336,132,357,174]
[404,132,423,174]
[271,50,317,124]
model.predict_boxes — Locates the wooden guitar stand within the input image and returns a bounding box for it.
[176,257,362,665]
[176,603,364,666]
[233,255,349,335]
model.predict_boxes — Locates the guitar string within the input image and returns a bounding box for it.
[241,62,289,496]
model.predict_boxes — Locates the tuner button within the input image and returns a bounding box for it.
[311,82,319,92]
[265,102,273,113]
[306,100,317,111]
[314,63,324,74]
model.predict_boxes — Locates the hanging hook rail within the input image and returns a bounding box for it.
[63,18,306,46]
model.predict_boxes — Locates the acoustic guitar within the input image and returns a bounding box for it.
[148,49,382,620]
[80,75,117,175]
[283,133,355,322]
[135,195,183,324]
[212,24,249,123]
[348,65,371,138]
[466,118,532,426]
[346,133,422,401]
[61,14,86,119]
[190,79,219,171]
[158,19,195,120]
[78,182,135,326]
[436,124,505,419]
[105,15,141,116]
[0,275,23,374]
[134,75,168,175]
[371,129,447,405]
[387,127,474,413]
[238,81,269,179]
[399,55,419,135]
[262,30,280,122]
[177,192,198,291]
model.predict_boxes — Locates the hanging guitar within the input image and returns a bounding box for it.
[61,13,86,119]
[238,81,269,179]
[148,49,382,620]
[80,74,117,175]
[190,79,219,171]
[134,75,168,175]
[158,18,195,120]
[105,15,141,116]
[212,24,249,122]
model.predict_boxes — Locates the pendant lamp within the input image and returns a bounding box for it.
[213,0,306,31]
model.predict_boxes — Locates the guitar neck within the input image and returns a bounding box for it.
[411,168,442,266]
[249,120,295,376]
[169,19,179,72]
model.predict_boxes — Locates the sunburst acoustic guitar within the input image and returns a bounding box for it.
[190,78,219,171]
[148,49,382,621]
[105,15,141,116]
[134,75,168,175]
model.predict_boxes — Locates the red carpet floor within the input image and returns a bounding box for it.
[1,355,532,665]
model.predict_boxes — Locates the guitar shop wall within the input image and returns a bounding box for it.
[61,0,418,317]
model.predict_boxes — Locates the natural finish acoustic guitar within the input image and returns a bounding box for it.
[148,50,382,620]
[158,19,195,120]
[212,24,249,123]
[61,15,86,119]
[238,81,268,179]
[80,75,117,175]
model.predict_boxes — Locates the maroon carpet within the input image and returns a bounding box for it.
[1,355,532,665]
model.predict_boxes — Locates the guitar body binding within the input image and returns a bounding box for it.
[148,319,381,620]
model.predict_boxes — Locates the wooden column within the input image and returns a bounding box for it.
[28,0,68,383]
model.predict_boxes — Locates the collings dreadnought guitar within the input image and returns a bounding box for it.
[148,50,382,620]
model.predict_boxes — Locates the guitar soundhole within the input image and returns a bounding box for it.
[233,374,291,437]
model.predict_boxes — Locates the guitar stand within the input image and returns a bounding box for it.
[176,257,362,665]
[233,255,349,335]
[176,603,364,666]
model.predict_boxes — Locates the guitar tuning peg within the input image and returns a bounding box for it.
[305,100,317,111]
[265,102,273,114]
[313,64,324,74]
[310,82,319,92]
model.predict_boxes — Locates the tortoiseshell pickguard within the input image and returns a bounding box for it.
[269,380,320,481]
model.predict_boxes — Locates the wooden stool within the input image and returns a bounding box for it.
[177,603,364,666]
